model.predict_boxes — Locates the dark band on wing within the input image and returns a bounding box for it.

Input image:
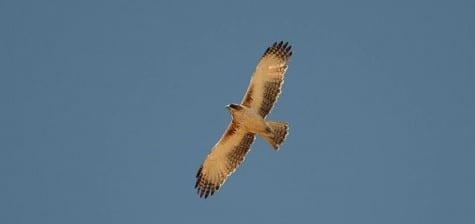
[222,122,239,142]
[195,133,255,198]
[225,133,255,169]
[259,80,282,117]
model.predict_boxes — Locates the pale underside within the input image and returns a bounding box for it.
[195,41,292,198]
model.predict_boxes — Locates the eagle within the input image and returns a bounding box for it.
[195,41,293,198]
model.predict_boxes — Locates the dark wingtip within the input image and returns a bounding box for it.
[195,177,217,199]
[195,166,202,178]
[262,41,293,59]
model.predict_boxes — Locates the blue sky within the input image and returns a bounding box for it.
[1,0,474,223]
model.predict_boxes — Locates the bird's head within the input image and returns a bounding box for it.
[226,104,243,112]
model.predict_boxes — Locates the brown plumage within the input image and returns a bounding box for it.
[242,41,292,117]
[195,41,293,198]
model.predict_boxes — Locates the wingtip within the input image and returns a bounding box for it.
[262,41,293,60]
[195,175,218,199]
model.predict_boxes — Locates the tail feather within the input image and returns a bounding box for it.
[263,121,289,150]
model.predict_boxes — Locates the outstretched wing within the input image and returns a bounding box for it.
[195,122,255,198]
[242,41,292,118]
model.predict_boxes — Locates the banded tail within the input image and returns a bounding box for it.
[262,121,289,150]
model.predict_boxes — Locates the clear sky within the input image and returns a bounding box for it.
[1,0,474,223]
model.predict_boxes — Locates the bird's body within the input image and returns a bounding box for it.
[195,41,293,198]
[227,104,269,134]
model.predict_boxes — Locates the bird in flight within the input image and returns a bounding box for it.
[195,41,293,198]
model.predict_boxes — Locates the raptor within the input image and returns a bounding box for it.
[195,41,293,198]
